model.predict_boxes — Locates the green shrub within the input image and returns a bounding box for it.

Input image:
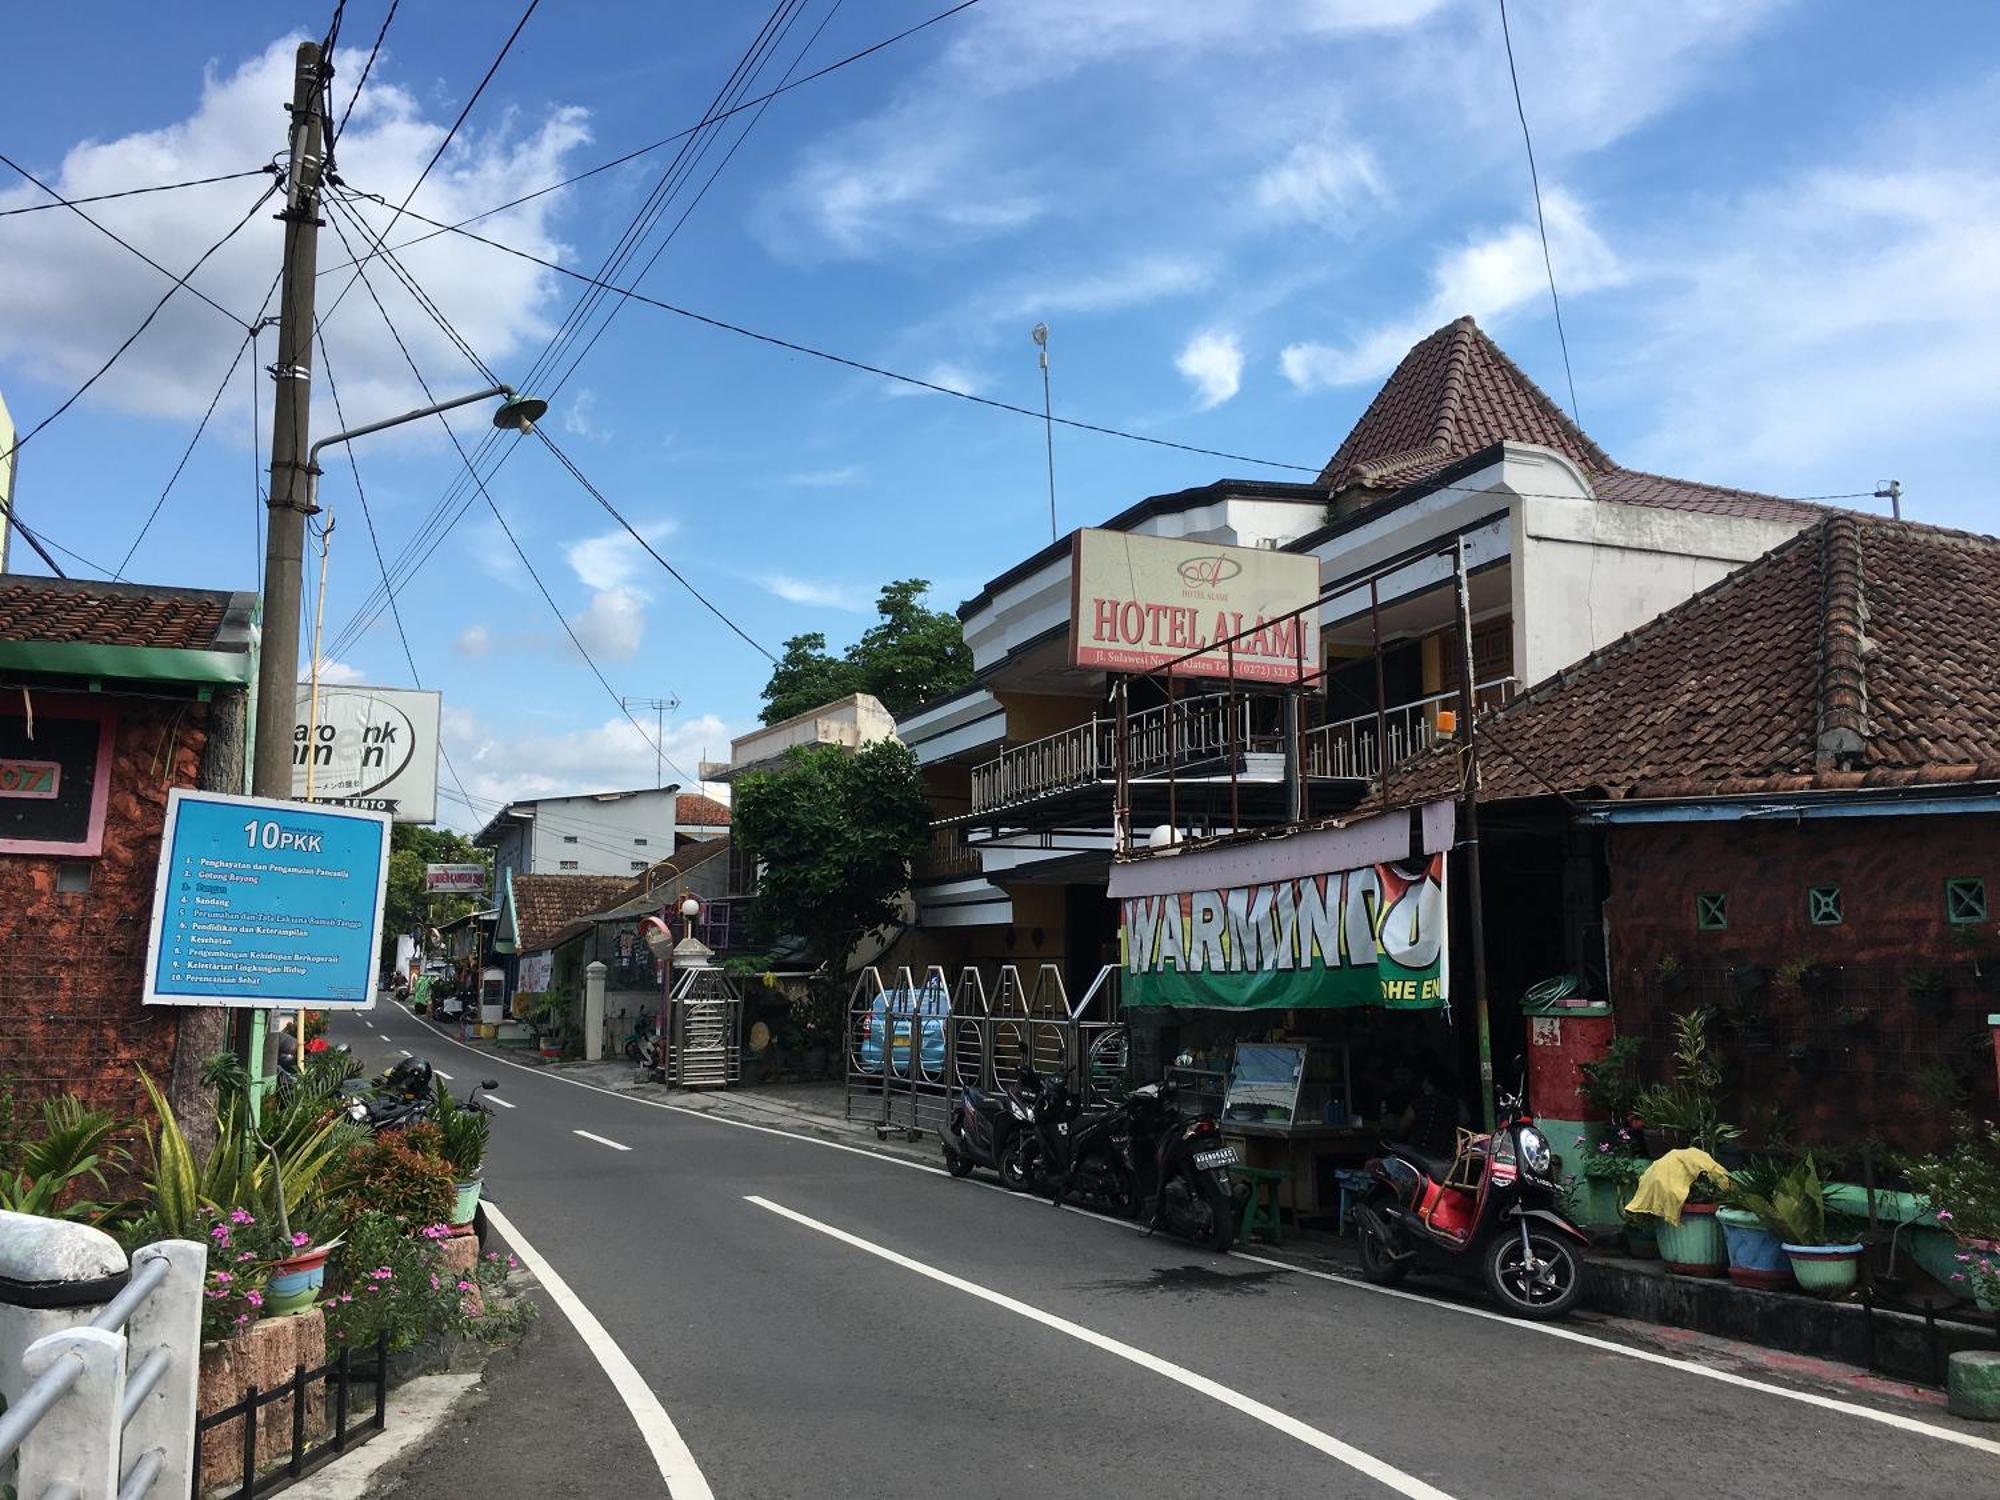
[324,1127,456,1228]
[322,1211,530,1353]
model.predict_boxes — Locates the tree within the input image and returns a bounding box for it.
[380,823,488,963]
[731,740,930,974]
[758,579,972,724]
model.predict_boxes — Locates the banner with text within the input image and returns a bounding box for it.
[1122,852,1448,1010]
[293,685,441,824]
[424,863,488,895]
[1070,528,1320,684]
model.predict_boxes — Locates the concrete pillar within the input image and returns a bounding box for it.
[585,961,608,1062]
[122,1240,208,1500]
[19,1325,126,1499]
[0,1211,129,1413]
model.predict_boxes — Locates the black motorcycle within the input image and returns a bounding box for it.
[1352,1079,1587,1318]
[1118,1080,1239,1253]
[1021,1072,1138,1218]
[941,1067,1038,1188]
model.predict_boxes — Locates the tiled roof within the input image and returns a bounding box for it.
[1379,515,2000,806]
[675,793,731,826]
[1316,316,1612,488]
[511,874,634,953]
[0,576,243,651]
[548,838,734,947]
[1315,316,1828,528]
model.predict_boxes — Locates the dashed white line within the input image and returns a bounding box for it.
[484,1094,516,1109]
[433,1070,453,1081]
[748,1195,1455,1499]
[482,1201,712,1498]
[574,1129,631,1152]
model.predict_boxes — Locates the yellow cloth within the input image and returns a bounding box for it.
[1625,1148,1732,1226]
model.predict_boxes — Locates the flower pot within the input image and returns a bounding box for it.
[451,1178,484,1228]
[1716,1207,1792,1290]
[539,1044,563,1060]
[1641,1126,1688,1159]
[1783,1242,1862,1295]
[1657,1202,1726,1276]
[263,1246,332,1316]
[1623,1220,1660,1260]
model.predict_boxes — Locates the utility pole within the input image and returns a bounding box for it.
[1452,538,1496,1131]
[252,41,327,803]
[621,695,679,787]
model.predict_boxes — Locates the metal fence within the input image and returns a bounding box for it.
[666,967,743,1089]
[0,1235,205,1500]
[845,964,1127,1140]
[190,1334,389,1500]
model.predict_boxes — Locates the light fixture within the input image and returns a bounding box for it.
[1147,825,1178,851]
[493,391,548,434]
[678,896,701,921]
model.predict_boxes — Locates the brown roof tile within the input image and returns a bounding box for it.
[0,576,241,651]
[511,874,634,953]
[1378,516,2000,806]
[675,793,731,826]
[1593,468,1825,524]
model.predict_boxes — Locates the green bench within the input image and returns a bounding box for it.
[1235,1166,1286,1246]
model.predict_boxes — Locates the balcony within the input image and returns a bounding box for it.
[1302,677,1518,780]
[969,694,1247,816]
[914,826,985,882]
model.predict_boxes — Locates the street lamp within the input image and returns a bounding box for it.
[304,384,547,509]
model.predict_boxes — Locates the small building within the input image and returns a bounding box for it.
[674,791,731,845]
[491,869,633,1005]
[474,784,683,881]
[701,693,898,784]
[0,575,254,1132]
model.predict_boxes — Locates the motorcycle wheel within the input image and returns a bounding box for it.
[997,1131,1036,1193]
[474,1204,489,1255]
[624,1040,640,1062]
[1088,1152,1140,1220]
[1356,1196,1410,1286]
[1482,1224,1582,1319]
[1200,1172,1236,1253]
[942,1136,975,1177]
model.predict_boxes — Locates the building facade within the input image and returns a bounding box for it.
[475,785,684,881]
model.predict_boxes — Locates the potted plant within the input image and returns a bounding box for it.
[1655,953,1689,999]
[1633,1008,1740,1160]
[1902,1114,2000,1311]
[1906,967,1952,1015]
[431,1084,491,1228]
[1733,1155,1861,1294]
[1717,1158,1795,1290]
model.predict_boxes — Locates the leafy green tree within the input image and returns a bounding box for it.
[732,740,930,973]
[759,579,972,724]
[381,823,487,963]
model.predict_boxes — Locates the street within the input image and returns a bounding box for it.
[332,1004,2000,1499]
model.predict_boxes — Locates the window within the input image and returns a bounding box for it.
[56,861,91,894]
[1946,876,1988,926]
[559,859,579,871]
[631,860,647,871]
[562,835,578,844]
[1808,886,1842,926]
[633,837,649,847]
[1695,891,1728,931]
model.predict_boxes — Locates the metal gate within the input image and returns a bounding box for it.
[846,963,1125,1139]
[667,967,741,1089]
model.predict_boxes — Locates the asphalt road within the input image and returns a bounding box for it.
[332,1004,2000,1499]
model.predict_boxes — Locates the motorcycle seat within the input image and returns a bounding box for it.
[1385,1142,1456,1182]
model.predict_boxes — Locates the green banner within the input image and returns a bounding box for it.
[1121,852,1448,1011]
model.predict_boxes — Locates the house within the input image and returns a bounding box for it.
[491,869,633,1003]
[474,785,683,881]
[901,314,1831,1003]
[0,574,254,1134]
[674,792,731,845]
[1373,512,1999,1150]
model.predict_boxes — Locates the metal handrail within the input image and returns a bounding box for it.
[0,1354,85,1464]
[1303,676,1518,780]
[969,693,1245,814]
[91,1252,168,1334]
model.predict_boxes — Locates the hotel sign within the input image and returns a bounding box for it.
[1069,529,1319,684]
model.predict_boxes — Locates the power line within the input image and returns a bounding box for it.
[313,0,986,279]
[0,166,272,217]
[333,0,400,146]
[318,0,541,328]
[1497,0,1580,429]
[0,151,262,326]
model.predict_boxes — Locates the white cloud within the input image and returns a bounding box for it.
[570,586,647,662]
[1279,189,1623,389]
[440,706,737,825]
[1252,139,1384,227]
[1175,330,1245,410]
[453,624,491,658]
[302,658,366,685]
[563,520,674,594]
[883,361,986,400]
[0,37,588,428]
[782,465,860,488]
[561,387,610,441]
[759,574,870,611]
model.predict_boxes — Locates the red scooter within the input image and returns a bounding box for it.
[1352,1077,1587,1319]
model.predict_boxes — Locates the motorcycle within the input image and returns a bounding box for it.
[623,1009,659,1065]
[1019,1071,1136,1218]
[340,1056,439,1131]
[1118,1080,1239,1253]
[1352,1075,1587,1319]
[941,1066,1039,1188]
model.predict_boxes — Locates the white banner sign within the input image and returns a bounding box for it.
[424,863,488,894]
[293,685,441,824]
[1069,529,1319,683]
[517,951,553,993]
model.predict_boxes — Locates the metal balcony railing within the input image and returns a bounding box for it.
[914,827,984,881]
[1302,677,1518,781]
[969,694,1247,815]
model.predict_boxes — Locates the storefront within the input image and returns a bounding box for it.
[1110,800,1460,1220]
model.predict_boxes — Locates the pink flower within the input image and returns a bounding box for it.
[506,1254,518,1268]
[430,1274,440,1290]
[229,1208,254,1225]
[1957,1253,1973,1263]
[213,1271,232,1285]
[244,1290,263,1309]
[238,1251,256,1262]
[363,1285,378,1294]
[1951,1273,1967,1283]
[456,1280,473,1293]
[235,1314,250,1326]
[291,1231,311,1248]
[210,1226,231,1242]
[1937,1210,1955,1223]
[369,1267,393,1281]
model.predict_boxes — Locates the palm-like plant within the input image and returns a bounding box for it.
[0,1096,130,1224]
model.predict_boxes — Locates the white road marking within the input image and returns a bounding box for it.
[433,1070,453,1081]
[747,1195,1455,1499]
[481,1201,712,1499]
[398,1010,2000,1457]
[484,1094,516,1109]
[574,1129,631,1152]
[399,1049,412,1058]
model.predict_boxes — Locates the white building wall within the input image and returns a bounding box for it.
[515,788,681,878]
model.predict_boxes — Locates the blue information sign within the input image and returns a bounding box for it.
[143,789,391,1010]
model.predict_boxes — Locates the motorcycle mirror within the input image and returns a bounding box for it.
[481,1078,499,1090]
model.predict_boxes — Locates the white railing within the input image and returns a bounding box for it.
[1303,677,1518,781]
[969,694,1247,815]
[0,1216,207,1500]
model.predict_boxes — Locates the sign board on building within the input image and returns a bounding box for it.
[424,863,488,894]
[1070,529,1319,684]
[0,701,113,856]
[143,789,391,1011]
[1121,851,1448,1011]
[292,685,441,824]
[516,950,554,994]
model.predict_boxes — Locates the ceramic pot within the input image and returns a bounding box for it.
[1657,1202,1725,1276]
[1716,1207,1792,1289]
[263,1246,331,1316]
[1783,1242,1862,1295]
[451,1178,484,1228]
[1623,1220,1660,1260]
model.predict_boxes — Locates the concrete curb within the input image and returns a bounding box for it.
[274,1372,481,1500]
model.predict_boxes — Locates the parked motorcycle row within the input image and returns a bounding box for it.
[942,1062,1588,1319]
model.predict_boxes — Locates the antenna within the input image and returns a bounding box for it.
[620,693,680,788]
[1874,480,1902,521]
[1032,323,1055,542]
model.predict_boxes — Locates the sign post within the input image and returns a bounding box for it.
[291,685,442,823]
[142,789,391,1012]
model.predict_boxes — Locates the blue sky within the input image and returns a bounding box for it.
[4,0,1997,828]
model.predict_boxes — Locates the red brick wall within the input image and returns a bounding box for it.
[1604,815,1999,1153]
[0,695,208,1121]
